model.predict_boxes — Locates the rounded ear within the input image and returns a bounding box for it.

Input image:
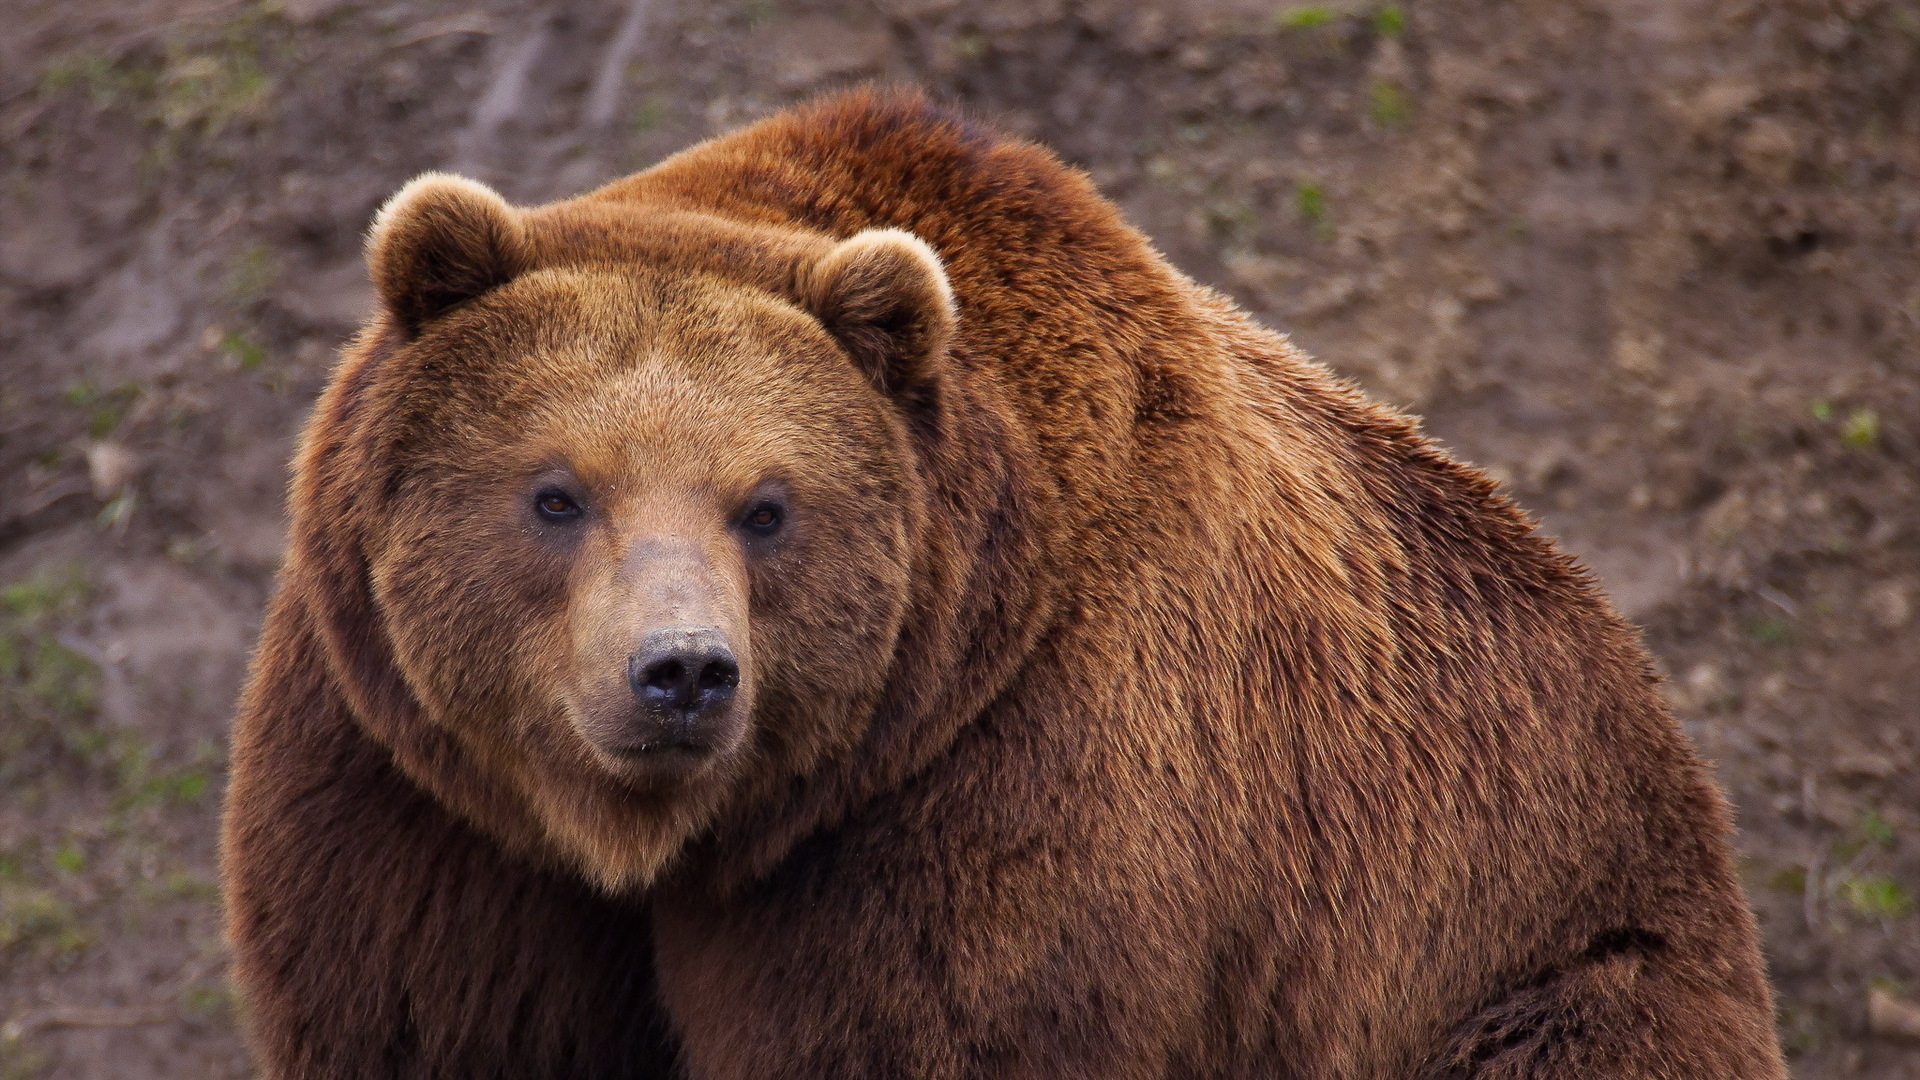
[366,173,530,336]
[796,229,956,401]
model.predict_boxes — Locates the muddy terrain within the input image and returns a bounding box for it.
[1,0,1915,1075]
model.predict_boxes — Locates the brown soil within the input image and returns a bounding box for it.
[1,0,1915,1076]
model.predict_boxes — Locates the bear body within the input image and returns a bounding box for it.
[223,91,1785,1079]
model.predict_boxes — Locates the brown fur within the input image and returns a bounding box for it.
[222,89,1786,1079]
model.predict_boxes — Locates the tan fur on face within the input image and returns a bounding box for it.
[329,263,922,891]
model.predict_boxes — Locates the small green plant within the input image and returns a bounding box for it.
[219,329,267,371]
[50,842,84,875]
[1743,617,1794,646]
[1206,199,1259,246]
[127,766,211,809]
[1809,398,1833,421]
[153,25,270,139]
[1833,808,1899,863]
[227,242,277,304]
[1837,874,1914,919]
[1841,408,1879,449]
[1372,4,1405,36]
[184,982,235,1018]
[1276,5,1335,30]
[38,50,160,107]
[43,7,276,174]
[0,566,104,790]
[1775,1002,1828,1057]
[61,378,141,438]
[97,493,137,532]
[1769,864,1807,893]
[1297,177,1328,220]
[12,630,97,721]
[164,871,220,902]
[2,566,89,623]
[1368,79,1411,127]
[0,1039,51,1080]
[1860,808,1897,848]
[629,94,667,135]
[0,888,89,955]
[1296,179,1330,238]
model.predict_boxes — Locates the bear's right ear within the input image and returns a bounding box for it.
[797,229,956,405]
[366,173,530,336]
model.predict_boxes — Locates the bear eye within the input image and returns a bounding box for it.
[534,489,583,522]
[741,501,784,536]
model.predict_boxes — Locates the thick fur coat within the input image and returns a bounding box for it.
[222,90,1785,1079]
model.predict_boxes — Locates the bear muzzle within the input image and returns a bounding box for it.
[626,626,740,737]
[571,624,745,776]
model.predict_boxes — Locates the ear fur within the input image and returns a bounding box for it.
[367,173,530,335]
[797,229,956,400]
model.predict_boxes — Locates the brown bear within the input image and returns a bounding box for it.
[222,89,1786,1079]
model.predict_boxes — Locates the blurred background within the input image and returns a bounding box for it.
[1,0,1915,1075]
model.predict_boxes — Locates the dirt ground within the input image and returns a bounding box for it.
[0,0,1915,1075]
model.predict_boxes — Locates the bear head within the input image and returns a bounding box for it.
[292,174,958,891]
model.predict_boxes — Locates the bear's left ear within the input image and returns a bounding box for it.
[797,229,956,401]
[366,172,531,336]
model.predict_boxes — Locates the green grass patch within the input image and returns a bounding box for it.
[1296,179,1331,238]
[50,842,84,875]
[61,378,141,438]
[1372,4,1405,36]
[1276,4,1336,30]
[227,242,277,304]
[184,982,235,1018]
[0,1041,50,1080]
[38,5,278,174]
[153,7,276,140]
[165,871,220,902]
[39,50,160,107]
[97,493,138,532]
[1369,79,1412,127]
[125,766,211,810]
[2,566,89,623]
[1838,874,1914,919]
[1841,408,1880,449]
[0,566,105,790]
[1859,808,1897,847]
[1742,617,1794,646]
[0,888,90,955]
[629,94,667,135]
[218,328,267,371]
[1769,864,1807,893]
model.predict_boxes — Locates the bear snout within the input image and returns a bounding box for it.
[566,624,748,779]
[627,627,740,734]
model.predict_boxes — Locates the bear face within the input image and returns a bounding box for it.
[317,176,957,890]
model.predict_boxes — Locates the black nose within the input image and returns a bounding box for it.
[628,628,739,723]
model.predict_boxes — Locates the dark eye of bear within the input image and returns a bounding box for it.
[534,489,583,522]
[741,502,783,536]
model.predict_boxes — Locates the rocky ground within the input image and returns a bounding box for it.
[0,0,1915,1075]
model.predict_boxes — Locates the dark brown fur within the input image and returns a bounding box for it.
[222,89,1786,1079]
